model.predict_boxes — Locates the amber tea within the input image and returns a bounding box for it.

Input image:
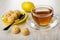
[31,7,53,26]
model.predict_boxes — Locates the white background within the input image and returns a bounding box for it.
[0,0,60,40]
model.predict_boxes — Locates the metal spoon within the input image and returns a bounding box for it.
[3,14,25,30]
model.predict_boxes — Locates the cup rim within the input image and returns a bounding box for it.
[31,5,53,18]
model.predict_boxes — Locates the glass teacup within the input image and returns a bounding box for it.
[27,5,59,30]
[31,6,53,26]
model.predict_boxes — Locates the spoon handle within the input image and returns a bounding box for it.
[3,22,14,30]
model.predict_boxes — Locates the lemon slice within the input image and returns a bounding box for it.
[14,11,27,24]
[2,11,27,25]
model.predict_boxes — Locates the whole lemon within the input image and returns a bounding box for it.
[21,2,35,12]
